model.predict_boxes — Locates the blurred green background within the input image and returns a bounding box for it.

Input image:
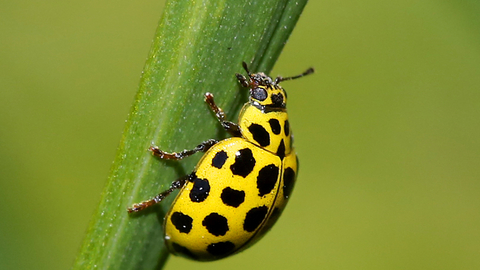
[1,1,479,269]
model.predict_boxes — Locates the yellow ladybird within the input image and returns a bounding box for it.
[128,62,314,261]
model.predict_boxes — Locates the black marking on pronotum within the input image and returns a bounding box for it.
[268,119,281,135]
[284,120,290,136]
[248,124,270,147]
[251,102,286,113]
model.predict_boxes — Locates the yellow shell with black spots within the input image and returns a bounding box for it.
[164,137,297,261]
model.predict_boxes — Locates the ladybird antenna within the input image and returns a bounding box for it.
[275,67,314,84]
[236,62,251,87]
[242,61,251,76]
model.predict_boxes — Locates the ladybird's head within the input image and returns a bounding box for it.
[236,62,286,110]
[236,62,314,111]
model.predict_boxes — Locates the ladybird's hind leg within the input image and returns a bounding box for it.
[204,92,242,137]
[149,139,218,160]
[127,174,193,213]
[128,139,218,213]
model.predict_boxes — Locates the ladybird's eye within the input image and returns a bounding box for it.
[252,88,267,101]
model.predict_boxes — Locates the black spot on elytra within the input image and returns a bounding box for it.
[283,167,296,199]
[202,213,229,236]
[256,164,279,196]
[212,150,228,169]
[284,120,290,136]
[171,212,193,234]
[248,124,270,147]
[171,242,197,260]
[244,206,268,232]
[221,187,245,207]
[276,139,285,160]
[230,148,256,177]
[268,119,281,135]
[189,178,210,202]
[207,241,235,257]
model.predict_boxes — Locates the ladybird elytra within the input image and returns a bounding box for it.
[128,62,314,261]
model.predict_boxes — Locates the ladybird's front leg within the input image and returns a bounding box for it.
[204,92,242,137]
[149,139,218,160]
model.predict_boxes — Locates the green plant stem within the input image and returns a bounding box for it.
[72,0,309,269]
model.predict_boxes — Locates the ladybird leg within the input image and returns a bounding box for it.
[204,92,242,137]
[127,174,191,213]
[149,139,218,160]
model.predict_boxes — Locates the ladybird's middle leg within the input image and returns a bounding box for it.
[150,139,218,160]
[204,92,242,137]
